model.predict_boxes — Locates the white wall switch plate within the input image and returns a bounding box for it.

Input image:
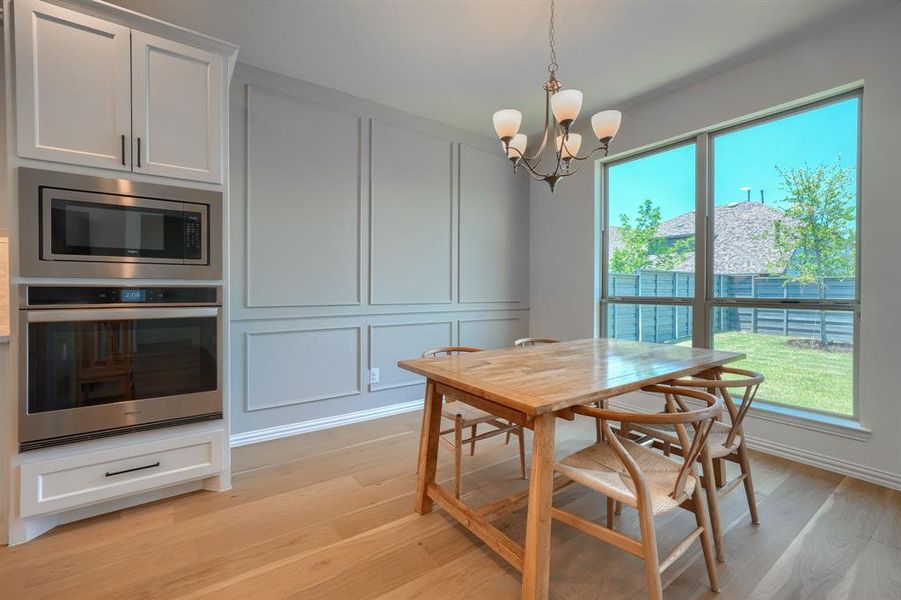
[369,368,380,384]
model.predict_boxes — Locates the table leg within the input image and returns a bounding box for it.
[521,412,557,600]
[415,380,443,514]
[415,380,434,475]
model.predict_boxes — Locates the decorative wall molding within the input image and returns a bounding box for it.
[457,143,525,304]
[457,315,521,347]
[229,307,531,324]
[229,65,529,435]
[367,320,453,392]
[244,84,363,309]
[231,399,422,447]
[368,119,454,306]
[244,326,361,411]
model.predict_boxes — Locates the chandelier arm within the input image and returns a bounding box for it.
[524,90,552,162]
[560,145,611,177]
[551,121,567,177]
[507,147,554,181]
[567,143,611,164]
[559,134,583,162]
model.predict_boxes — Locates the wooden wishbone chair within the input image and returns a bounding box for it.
[622,367,763,562]
[554,386,723,600]
[419,347,526,499]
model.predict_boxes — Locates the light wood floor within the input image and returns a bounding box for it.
[1,411,899,599]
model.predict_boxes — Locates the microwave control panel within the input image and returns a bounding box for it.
[184,212,204,260]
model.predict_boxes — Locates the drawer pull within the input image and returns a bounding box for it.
[105,462,160,478]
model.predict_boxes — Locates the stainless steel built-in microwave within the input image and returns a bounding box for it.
[19,168,222,279]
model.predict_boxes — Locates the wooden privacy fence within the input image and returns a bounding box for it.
[607,272,854,344]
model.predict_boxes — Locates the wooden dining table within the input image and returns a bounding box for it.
[397,337,744,600]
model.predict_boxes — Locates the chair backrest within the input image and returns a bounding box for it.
[573,385,722,501]
[666,366,763,447]
[513,337,560,347]
[421,346,482,358]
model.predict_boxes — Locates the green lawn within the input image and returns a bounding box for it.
[678,331,853,416]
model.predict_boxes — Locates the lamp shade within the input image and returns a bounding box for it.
[493,109,522,139]
[591,110,622,141]
[556,133,582,159]
[505,133,528,158]
[551,89,583,124]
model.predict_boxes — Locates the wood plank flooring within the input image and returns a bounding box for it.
[1,411,898,599]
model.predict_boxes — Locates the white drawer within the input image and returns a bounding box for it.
[20,430,223,518]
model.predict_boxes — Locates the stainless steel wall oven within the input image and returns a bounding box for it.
[19,168,222,279]
[19,286,223,451]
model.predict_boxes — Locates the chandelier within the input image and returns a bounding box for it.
[492,0,622,192]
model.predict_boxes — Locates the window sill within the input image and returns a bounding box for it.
[630,390,871,442]
[747,402,871,442]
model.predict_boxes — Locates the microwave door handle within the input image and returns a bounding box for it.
[26,307,219,323]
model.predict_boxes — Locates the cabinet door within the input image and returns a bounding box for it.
[131,31,224,183]
[14,0,132,170]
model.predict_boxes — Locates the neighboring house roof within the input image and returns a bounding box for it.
[609,201,795,274]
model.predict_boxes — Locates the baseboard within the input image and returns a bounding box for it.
[230,396,901,491]
[743,435,901,491]
[230,400,423,447]
[606,399,901,492]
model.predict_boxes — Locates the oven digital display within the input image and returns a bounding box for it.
[120,289,146,303]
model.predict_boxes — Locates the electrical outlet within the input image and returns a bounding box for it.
[369,368,380,384]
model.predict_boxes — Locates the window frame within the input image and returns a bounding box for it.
[599,89,863,419]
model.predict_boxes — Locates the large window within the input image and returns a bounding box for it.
[601,92,861,418]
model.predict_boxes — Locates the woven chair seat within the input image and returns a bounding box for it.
[441,401,501,426]
[627,420,740,459]
[556,438,696,516]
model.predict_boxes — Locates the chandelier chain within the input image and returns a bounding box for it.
[547,0,557,74]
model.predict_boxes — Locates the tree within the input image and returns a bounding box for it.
[768,159,856,343]
[610,199,692,274]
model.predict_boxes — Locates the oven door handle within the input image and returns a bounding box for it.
[25,307,220,323]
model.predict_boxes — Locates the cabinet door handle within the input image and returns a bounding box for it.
[136,137,142,168]
[121,134,126,166]
[105,461,160,477]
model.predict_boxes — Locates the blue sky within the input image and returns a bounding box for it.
[607,96,859,227]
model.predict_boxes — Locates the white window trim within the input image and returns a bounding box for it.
[598,87,863,424]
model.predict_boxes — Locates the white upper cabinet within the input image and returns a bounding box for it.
[14,0,132,170]
[13,0,227,184]
[131,32,223,183]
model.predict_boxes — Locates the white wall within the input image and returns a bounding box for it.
[229,64,530,439]
[529,2,901,488]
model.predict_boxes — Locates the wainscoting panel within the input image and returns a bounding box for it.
[370,121,453,305]
[229,64,529,438]
[458,316,526,349]
[458,144,528,304]
[368,321,454,392]
[245,85,361,308]
[245,326,361,411]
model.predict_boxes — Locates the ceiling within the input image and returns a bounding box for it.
[111,0,888,137]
